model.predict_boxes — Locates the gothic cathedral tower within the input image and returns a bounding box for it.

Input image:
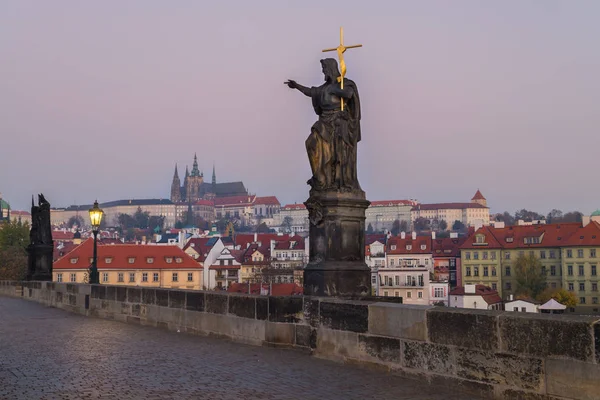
[185,153,204,202]
[170,164,181,203]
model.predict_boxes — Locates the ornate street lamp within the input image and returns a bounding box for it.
[88,200,104,284]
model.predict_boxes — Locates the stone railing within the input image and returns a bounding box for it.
[1,280,599,400]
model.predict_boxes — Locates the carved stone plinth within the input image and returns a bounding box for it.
[303,190,371,297]
[27,244,53,281]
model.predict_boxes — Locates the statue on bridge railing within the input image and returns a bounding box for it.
[27,194,53,281]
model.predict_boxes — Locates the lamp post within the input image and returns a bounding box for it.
[88,200,104,284]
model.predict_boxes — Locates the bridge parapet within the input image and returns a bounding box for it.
[1,280,599,400]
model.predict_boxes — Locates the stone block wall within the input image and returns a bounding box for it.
[1,281,599,400]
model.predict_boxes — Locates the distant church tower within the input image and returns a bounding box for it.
[471,189,487,207]
[170,164,182,203]
[212,163,217,193]
[185,153,204,203]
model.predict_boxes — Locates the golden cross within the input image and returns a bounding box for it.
[322,27,362,111]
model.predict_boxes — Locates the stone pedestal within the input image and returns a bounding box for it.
[303,190,371,297]
[27,244,53,281]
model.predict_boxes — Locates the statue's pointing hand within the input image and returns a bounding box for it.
[284,80,298,89]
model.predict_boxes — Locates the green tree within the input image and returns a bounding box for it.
[117,213,136,230]
[438,219,448,231]
[399,220,409,233]
[391,219,401,236]
[537,288,578,307]
[414,217,430,232]
[495,212,516,226]
[133,207,150,229]
[67,215,85,228]
[366,223,374,234]
[0,219,30,249]
[514,209,544,223]
[452,220,466,232]
[513,254,547,299]
[256,222,271,233]
[0,220,29,280]
[282,216,293,233]
[148,215,166,232]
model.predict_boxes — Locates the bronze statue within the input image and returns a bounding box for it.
[27,194,53,281]
[285,58,362,193]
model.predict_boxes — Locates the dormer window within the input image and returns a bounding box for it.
[70,258,78,264]
[506,237,514,243]
[420,245,426,250]
[390,245,397,250]
[147,257,154,264]
[165,257,173,264]
[406,245,412,250]
[105,257,113,264]
[128,257,135,264]
[175,257,182,264]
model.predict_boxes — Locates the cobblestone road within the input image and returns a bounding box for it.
[0,297,478,400]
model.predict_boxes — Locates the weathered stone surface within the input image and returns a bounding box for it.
[268,296,302,323]
[185,291,204,312]
[55,291,63,303]
[457,349,543,390]
[169,290,185,308]
[229,316,265,344]
[320,300,368,333]
[256,297,268,320]
[500,389,559,400]
[369,303,431,341]
[303,297,320,327]
[427,308,499,351]
[91,285,105,300]
[66,283,78,294]
[295,324,316,349]
[228,295,256,319]
[105,286,117,301]
[265,322,295,345]
[402,341,454,374]
[315,327,360,360]
[594,321,600,363]
[141,288,155,305]
[429,375,494,399]
[499,313,597,362]
[127,288,141,303]
[116,287,127,302]
[155,289,169,307]
[546,358,600,400]
[206,293,228,314]
[358,334,400,363]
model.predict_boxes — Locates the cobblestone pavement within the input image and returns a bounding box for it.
[0,297,479,400]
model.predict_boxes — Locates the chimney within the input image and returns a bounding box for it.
[431,231,436,240]
[450,232,458,239]
[412,231,416,240]
[509,294,514,301]
[254,232,258,243]
[401,231,406,239]
[582,216,591,227]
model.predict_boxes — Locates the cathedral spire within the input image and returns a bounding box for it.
[170,163,182,203]
[191,153,200,177]
[212,163,216,186]
[173,163,179,179]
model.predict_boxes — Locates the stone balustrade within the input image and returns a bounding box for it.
[1,280,599,400]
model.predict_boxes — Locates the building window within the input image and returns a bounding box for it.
[591,249,597,258]
[142,273,148,282]
[578,249,584,258]
[129,273,135,283]
[592,297,598,304]
[465,252,471,260]
[482,252,488,260]
[418,291,423,299]
[70,273,76,282]
[580,297,586,304]
[551,282,557,289]
[105,257,112,264]
[394,291,399,297]
[505,266,511,276]
[147,257,154,264]
[592,265,597,276]
[549,250,556,259]
[153,273,159,282]
[579,282,585,292]
[172,272,178,282]
[70,258,78,264]
[406,245,412,251]
[505,252,510,260]
[506,282,512,290]
[578,265,585,276]
[466,267,471,277]
[395,276,400,286]
[118,273,124,283]
[491,267,497,277]
[540,251,546,259]
[128,257,135,264]
[176,258,182,264]
[102,272,109,283]
[383,291,388,297]
[568,283,574,291]
[407,291,412,298]
[57,273,63,282]
[490,252,496,260]
[483,267,488,277]
[434,288,444,297]
[550,265,556,276]
[187,272,193,282]
[473,252,479,260]
[491,283,497,290]
[566,250,572,258]
[473,267,479,277]
[567,265,573,276]
[390,259,394,266]
[166,257,173,264]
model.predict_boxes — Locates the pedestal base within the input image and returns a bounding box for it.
[303,261,371,297]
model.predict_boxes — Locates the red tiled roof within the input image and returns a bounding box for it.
[563,221,600,247]
[194,199,214,206]
[449,285,502,305]
[227,283,303,296]
[412,203,487,211]
[54,239,201,270]
[10,210,31,216]
[214,195,256,207]
[235,233,282,249]
[52,230,74,240]
[281,204,306,210]
[471,190,486,201]
[184,237,215,262]
[366,234,388,245]
[53,242,80,261]
[433,237,467,258]
[461,223,582,250]
[369,200,418,207]
[386,236,431,254]
[254,196,281,206]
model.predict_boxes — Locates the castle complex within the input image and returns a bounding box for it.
[170,154,248,203]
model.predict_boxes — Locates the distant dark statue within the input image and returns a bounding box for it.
[27,194,53,281]
[285,58,362,193]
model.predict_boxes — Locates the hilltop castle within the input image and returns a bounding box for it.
[170,154,248,203]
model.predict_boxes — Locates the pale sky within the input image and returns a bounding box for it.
[1,1,599,214]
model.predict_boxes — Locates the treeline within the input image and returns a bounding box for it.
[0,220,29,280]
[495,209,583,225]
